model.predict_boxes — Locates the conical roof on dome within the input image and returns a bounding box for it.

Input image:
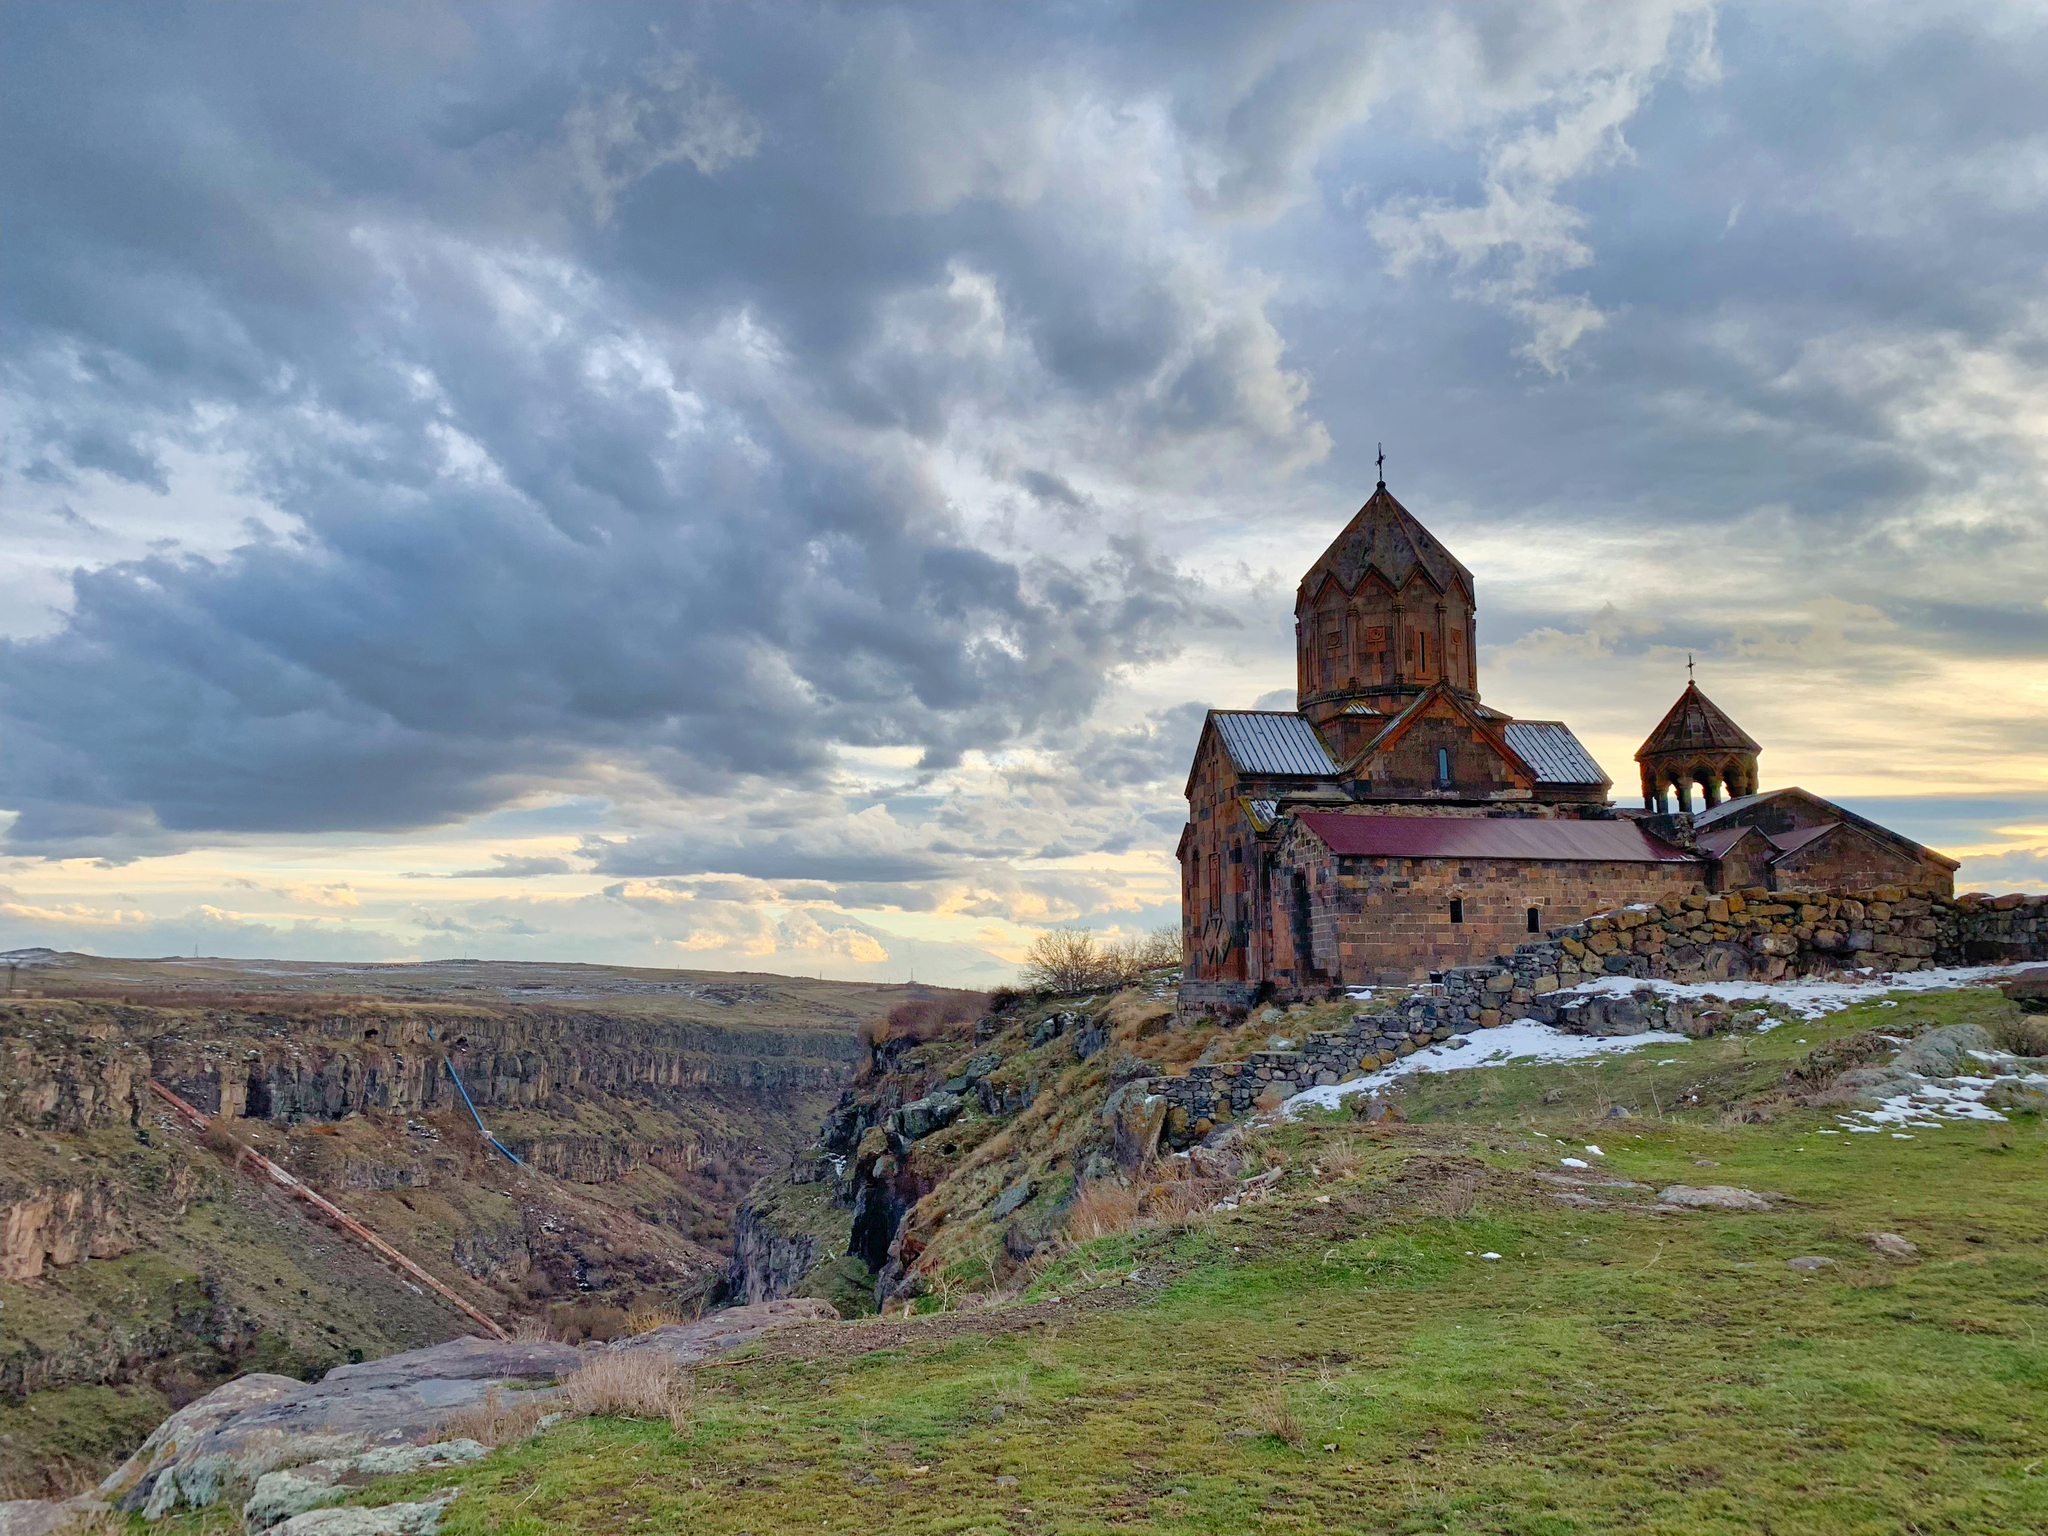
[1297,482,1473,603]
[1634,681,1759,760]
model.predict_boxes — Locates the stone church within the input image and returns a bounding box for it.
[1176,477,1958,1007]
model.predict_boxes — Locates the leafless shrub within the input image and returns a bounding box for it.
[858,994,985,1050]
[510,1313,556,1343]
[564,1349,693,1432]
[1020,926,1180,993]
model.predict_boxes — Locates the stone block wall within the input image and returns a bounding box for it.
[1533,884,2046,986]
[1144,883,2046,1143]
[1289,835,1704,984]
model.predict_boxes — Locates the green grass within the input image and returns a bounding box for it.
[138,984,2048,1534]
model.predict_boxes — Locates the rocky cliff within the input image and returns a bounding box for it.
[727,991,1192,1315]
[0,964,964,1500]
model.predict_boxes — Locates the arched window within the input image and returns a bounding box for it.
[1526,906,1541,934]
[1437,747,1451,783]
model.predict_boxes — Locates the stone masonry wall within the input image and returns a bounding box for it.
[1146,883,2046,1142]
[1316,852,1703,983]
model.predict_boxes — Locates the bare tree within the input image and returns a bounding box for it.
[1021,928,1111,992]
[1021,924,1182,992]
[1136,924,1182,973]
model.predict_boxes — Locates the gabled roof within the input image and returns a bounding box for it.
[1500,721,1609,786]
[1635,681,1759,759]
[1297,481,1473,603]
[1298,813,1698,864]
[1695,824,1763,860]
[1763,822,1836,855]
[1207,710,1339,778]
[1693,786,1959,872]
[1343,682,1538,786]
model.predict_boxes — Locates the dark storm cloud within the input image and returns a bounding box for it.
[4,0,2045,906]
[0,1,1314,858]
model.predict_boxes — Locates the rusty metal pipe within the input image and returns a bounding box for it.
[146,1078,511,1342]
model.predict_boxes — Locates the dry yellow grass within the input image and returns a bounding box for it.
[1245,1386,1304,1447]
[441,1385,561,1447]
[1065,1180,1144,1242]
[624,1307,692,1335]
[563,1349,694,1433]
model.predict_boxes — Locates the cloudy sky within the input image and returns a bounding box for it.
[3,1,2044,985]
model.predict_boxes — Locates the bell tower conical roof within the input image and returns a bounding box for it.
[1634,679,1762,811]
[1635,681,1760,759]
[1297,480,1473,604]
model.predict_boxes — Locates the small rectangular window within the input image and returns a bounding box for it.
[1450,898,1464,924]
[1437,747,1451,781]
[1527,906,1541,934]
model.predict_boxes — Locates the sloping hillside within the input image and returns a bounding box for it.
[186,967,2048,1535]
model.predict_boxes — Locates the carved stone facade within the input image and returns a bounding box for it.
[1176,479,1961,1008]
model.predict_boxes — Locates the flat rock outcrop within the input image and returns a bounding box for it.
[80,1300,837,1521]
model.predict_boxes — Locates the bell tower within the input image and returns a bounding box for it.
[1635,680,1760,812]
[1295,475,1478,744]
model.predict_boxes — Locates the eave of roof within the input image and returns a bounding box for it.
[1297,813,1699,863]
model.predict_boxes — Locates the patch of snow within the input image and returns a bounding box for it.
[1560,962,2037,1023]
[1480,1252,1502,1260]
[1561,1158,1590,1169]
[1656,1058,1678,1065]
[1280,1019,1687,1117]
[1584,1145,1603,1155]
[1835,1070,2045,1131]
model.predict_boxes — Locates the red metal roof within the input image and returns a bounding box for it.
[1298,813,1699,863]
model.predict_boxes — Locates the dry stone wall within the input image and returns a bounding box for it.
[1146,883,2047,1139]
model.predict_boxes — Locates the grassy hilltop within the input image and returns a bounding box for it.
[142,981,2047,1535]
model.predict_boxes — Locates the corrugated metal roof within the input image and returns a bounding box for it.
[1298,813,1699,863]
[1695,825,1754,859]
[1243,797,1280,831]
[1500,721,1608,785]
[1210,711,1338,778]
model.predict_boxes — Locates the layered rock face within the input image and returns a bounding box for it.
[0,992,862,1498]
